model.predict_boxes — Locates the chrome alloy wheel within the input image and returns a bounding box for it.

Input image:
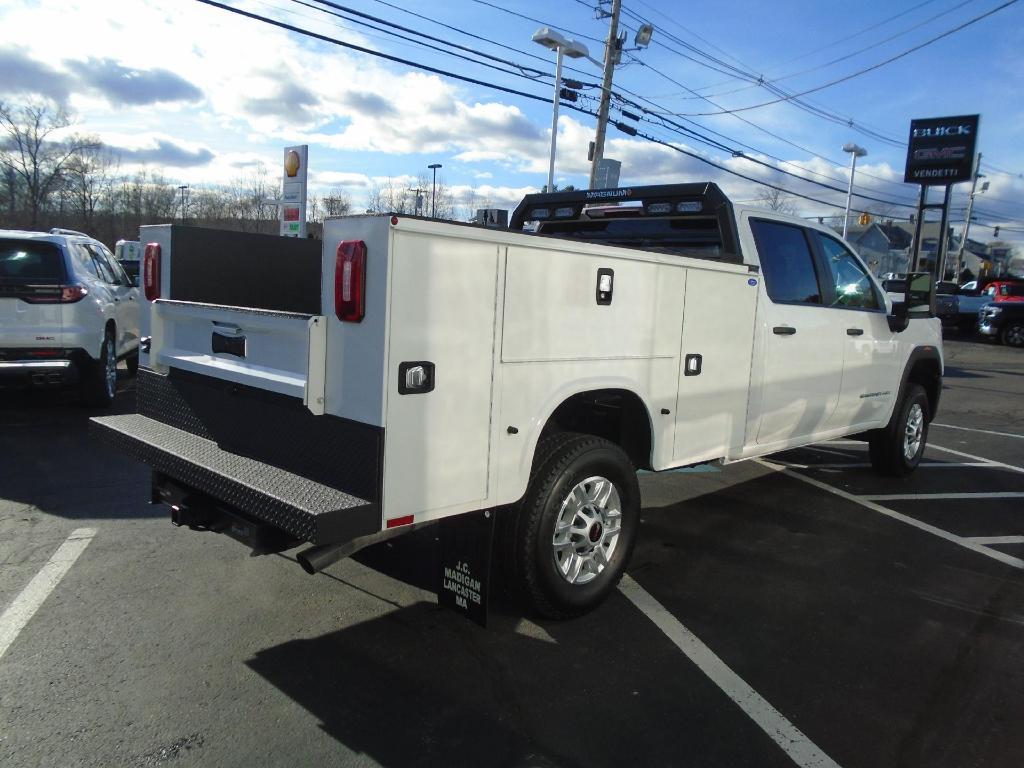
[104,338,116,399]
[551,475,622,585]
[903,402,924,461]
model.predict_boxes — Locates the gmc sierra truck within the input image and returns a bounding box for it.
[92,183,943,618]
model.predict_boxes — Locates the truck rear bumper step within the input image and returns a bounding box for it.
[91,413,379,545]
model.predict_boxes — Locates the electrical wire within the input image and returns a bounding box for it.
[682,0,1019,116]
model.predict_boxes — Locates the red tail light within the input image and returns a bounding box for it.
[143,242,161,301]
[18,284,88,303]
[335,240,366,322]
[60,284,88,303]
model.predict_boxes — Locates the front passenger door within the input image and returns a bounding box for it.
[813,232,899,430]
[750,218,844,446]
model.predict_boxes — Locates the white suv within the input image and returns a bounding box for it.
[0,228,141,406]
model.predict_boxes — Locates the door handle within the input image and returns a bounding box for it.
[847,328,864,336]
[772,326,797,335]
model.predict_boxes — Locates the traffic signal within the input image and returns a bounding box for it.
[858,212,871,226]
[994,226,1000,237]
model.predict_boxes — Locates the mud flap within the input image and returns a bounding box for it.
[437,509,495,628]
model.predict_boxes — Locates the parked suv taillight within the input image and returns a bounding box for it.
[335,240,366,322]
[18,284,88,303]
[143,242,161,301]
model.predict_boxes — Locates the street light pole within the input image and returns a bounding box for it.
[533,28,588,193]
[428,163,442,218]
[546,45,565,193]
[178,185,189,224]
[841,143,867,239]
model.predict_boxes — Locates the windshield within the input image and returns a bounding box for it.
[0,239,66,283]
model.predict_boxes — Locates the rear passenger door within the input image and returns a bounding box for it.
[749,218,844,446]
[812,232,899,429]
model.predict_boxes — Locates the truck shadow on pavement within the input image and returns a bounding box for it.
[0,375,158,519]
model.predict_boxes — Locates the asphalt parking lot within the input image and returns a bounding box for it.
[2,336,1022,768]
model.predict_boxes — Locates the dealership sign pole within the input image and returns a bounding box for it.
[280,145,308,238]
[903,115,979,283]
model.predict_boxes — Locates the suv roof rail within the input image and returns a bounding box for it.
[49,227,92,238]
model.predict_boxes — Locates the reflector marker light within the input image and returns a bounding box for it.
[386,514,414,528]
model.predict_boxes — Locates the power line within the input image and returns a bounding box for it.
[700,0,981,99]
[193,0,574,107]
[465,0,606,44]
[682,0,1019,116]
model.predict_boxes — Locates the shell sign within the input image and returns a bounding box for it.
[280,145,308,237]
[284,150,301,178]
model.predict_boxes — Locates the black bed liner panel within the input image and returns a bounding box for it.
[167,226,322,314]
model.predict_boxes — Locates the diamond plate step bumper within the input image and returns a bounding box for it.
[92,413,379,545]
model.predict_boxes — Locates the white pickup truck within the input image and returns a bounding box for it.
[92,183,943,618]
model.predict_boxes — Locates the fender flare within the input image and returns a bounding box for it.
[893,345,943,423]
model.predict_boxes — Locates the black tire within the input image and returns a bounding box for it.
[81,329,117,407]
[868,383,929,477]
[1000,321,1024,348]
[125,350,140,376]
[501,432,641,619]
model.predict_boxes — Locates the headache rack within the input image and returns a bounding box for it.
[508,183,744,264]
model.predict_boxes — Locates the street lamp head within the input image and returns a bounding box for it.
[842,142,867,158]
[428,163,442,170]
[532,27,589,58]
[634,23,654,47]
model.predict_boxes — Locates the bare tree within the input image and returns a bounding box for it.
[0,99,100,227]
[323,187,352,217]
[366,177,415,215]
[64,146,117,231]
[755,186,798,215]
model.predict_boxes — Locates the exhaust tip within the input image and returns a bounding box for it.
[296,550,319,575]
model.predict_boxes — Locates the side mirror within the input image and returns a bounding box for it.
[888,272,932,332]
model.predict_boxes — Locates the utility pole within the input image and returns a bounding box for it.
[588,0,621,190]
[407,186,426,216]
[954,152,983,282]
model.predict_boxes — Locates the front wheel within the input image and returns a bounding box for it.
[502,432,640,619]
[1001,321,1024,348]
[869,384,929,477]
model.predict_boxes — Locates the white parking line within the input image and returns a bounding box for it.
[619,575,842,768]
[932,423,1024,440]
[0,528,97,662]
[776,461,989,470]
[965,536,1024,545]
[861,491,1024,501]
[927,442,1024,474]
[755,460,1024,571]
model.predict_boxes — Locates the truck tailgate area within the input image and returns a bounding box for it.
[92,368,383,545]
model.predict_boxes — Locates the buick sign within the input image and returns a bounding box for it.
[904,114,979,185]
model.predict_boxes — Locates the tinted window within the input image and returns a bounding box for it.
[71,244,101,279]
[816,233,881,310]
[0,240,66,282]
[90,243,129,286]
[749,220,822,304]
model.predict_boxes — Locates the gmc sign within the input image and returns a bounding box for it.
[904,114,980,185]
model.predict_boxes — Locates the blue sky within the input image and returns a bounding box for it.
[1,0,1022,243]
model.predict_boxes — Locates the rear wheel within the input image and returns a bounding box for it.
[81,329,117,407]
[1001,321,1024,348]
[869,384,929,477]
[502,432,640,619]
